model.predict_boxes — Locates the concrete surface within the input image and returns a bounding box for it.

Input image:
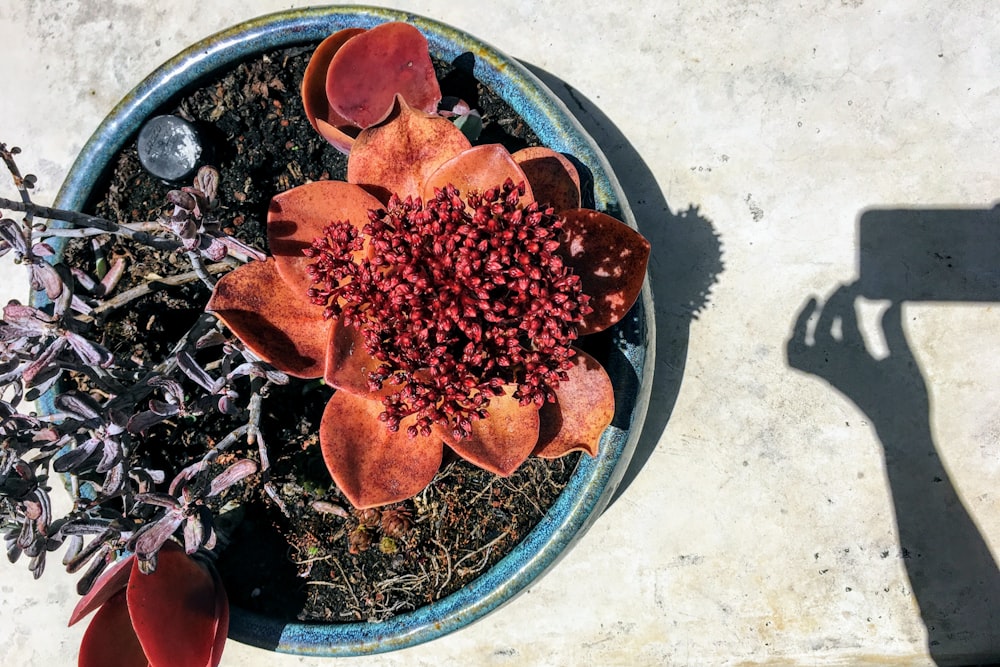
[2,1,999,665]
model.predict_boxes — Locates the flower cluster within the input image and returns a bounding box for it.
[304,179,591,439]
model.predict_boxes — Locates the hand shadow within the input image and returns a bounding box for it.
[787,284,1000,665]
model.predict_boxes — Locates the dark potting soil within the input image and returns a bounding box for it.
[67,44,588,623]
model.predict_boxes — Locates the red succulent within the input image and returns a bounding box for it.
[206,27,650,509]
[69,542,228,667]
[301,22,442,154]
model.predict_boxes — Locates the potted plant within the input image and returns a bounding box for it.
[0,6,653,662]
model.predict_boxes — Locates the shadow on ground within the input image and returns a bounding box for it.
[786,204,1000,665]
[522,63,724,508]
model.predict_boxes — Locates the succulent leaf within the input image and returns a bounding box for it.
[127,542,223,667]
[557,209,651,334]
[512,146,582,211]
[347,96,471,203]
[68,553,136,626]
[534,348,615,458]
[301,27,366,153]
[206,259,328,379]
[421,144,534,206]
[319,390,444,509]
[267,180,380,290]
[326,22,441,129]
[78,589,148,667]
[437,387,540,476]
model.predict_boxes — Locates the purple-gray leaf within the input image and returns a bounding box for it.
[101,463,125,497]
[166,189,197,211]
[75,546,112,595]
[131,515,183,560]
[169,461,206,495]
[127,410,168,435]
[29,262,64,300]
[135,492,181,510]
[65,332,113,367]
[183,515,205,554]
[52,438,99,473]
[62,535,84,566]
[177,350,222,393]
[55,392,102,421]
[194,166,219,204]
[208,459,257,497]
[97,258,126,296]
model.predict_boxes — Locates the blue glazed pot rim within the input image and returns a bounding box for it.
[52,6,655,657]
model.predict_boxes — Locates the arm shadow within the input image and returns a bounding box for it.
[787,204,1000,665]
[521,63,724,508]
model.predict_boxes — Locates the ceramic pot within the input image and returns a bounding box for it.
[51,6,654,656]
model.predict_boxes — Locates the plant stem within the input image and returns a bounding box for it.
[0,197,180,251]
[82,261,234,323]
[186,250,217,289]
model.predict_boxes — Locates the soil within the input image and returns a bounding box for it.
[67,44,589,623]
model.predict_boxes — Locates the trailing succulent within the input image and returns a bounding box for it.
[0,20,648,666]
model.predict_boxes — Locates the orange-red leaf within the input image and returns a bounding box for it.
[421,144,533,205]
[69,553,136,626]
[512,146,581,211]
[437,387,539,476]
[127,543,221,667]
[207,259,328,379]
[301,28,365,153]
[314,118,360,155]
[558,209,650,334]
[324,319,383,396]
[347,96,471,203]
[267,180,381,291]
[78,589,148,667]
[534,349,614,458]
[327,22,441,129]
[319,391,444,508]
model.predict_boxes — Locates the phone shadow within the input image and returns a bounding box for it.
[521,63,724,508]
[787,204,1000,665]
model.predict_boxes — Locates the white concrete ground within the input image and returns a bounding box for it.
[2,1,999,665]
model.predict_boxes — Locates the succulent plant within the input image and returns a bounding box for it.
[206,30,650,509]
[301,22,443,154]
[69,541,228,667]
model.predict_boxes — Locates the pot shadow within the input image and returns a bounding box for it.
[786,204,1000,665]
[522,64,724,508]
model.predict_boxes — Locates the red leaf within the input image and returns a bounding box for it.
[69,553,135,626]
[78,589,148,667]
[127,542,220,667]
[326,22,441,129]
[208,564,229,667]
[315,118,361,155]
[512,146,581,211]
[301,28,365,153]
[206,259,328,379]
[324,319,401,398]
[319,391,444,508]
[267,180,381,291]
[421,144,534,206]
[558,209,651,334]
[534,348,614,458]
[347,96,471,203]
[437,387,539,476]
